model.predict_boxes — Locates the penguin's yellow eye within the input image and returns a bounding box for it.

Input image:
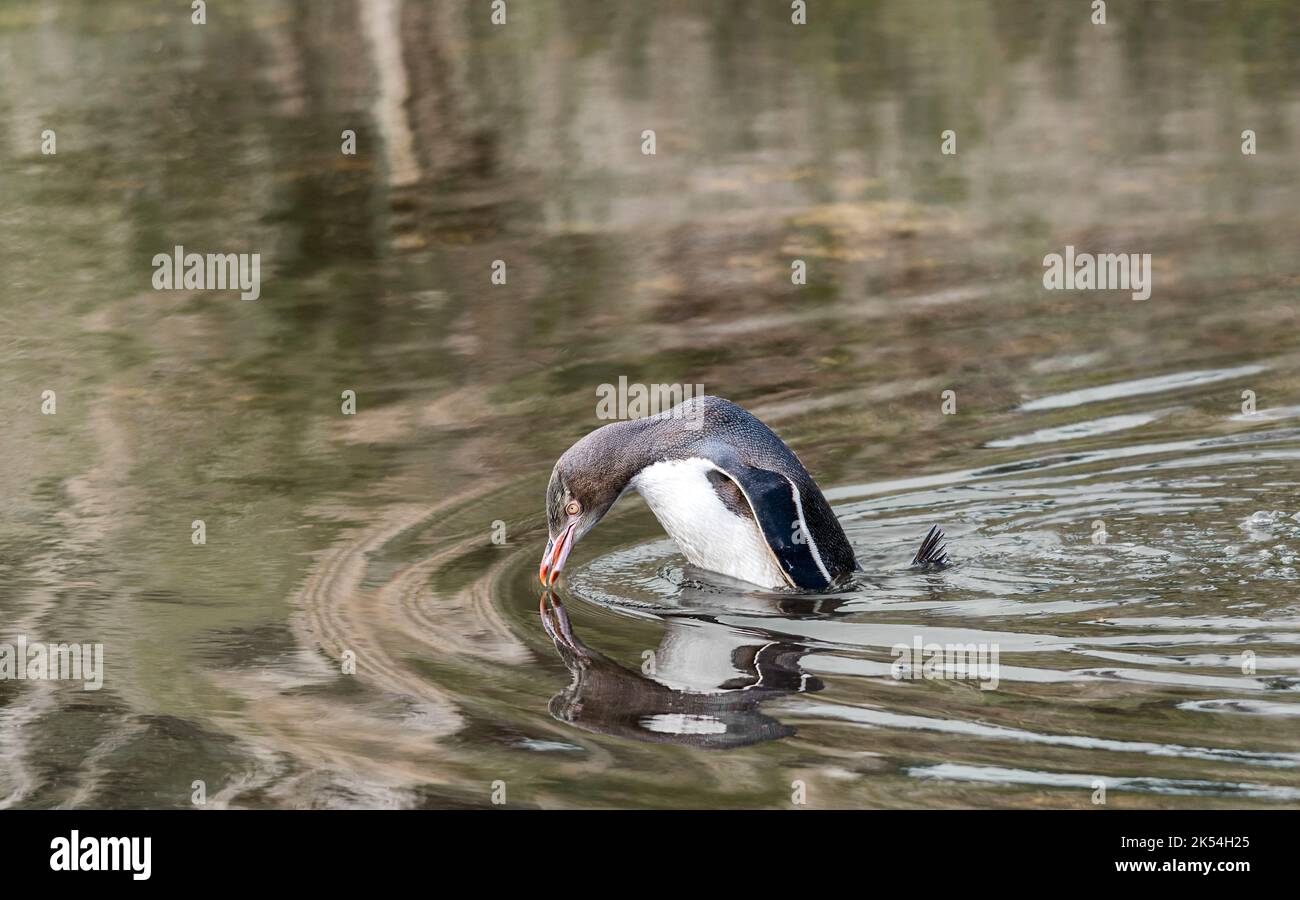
[565,500,581,517]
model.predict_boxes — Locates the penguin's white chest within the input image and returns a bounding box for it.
[631,458,788,590]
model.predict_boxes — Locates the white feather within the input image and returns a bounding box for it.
[631,458,789,590]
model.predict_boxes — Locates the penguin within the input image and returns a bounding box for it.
[539,395,947,591]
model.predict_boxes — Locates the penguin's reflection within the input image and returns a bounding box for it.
[539,590,823,750]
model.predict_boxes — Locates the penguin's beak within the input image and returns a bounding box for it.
[539,521,578,586]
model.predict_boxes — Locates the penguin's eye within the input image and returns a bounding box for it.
[565,500,581,517]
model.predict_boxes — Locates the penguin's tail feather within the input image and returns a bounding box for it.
[910,525,949,569]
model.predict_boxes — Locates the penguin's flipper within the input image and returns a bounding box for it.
[910,525,949,569]
[710,463,832,591]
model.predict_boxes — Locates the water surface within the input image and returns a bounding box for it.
[1,0,1299,808]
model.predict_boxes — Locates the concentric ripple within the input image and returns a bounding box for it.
[245,380,1300,808]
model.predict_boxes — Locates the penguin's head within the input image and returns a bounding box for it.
[539,434,629,586]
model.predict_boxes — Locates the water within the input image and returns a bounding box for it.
[1,0,1298,809]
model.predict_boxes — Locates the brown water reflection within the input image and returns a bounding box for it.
[1,0,1298,808]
